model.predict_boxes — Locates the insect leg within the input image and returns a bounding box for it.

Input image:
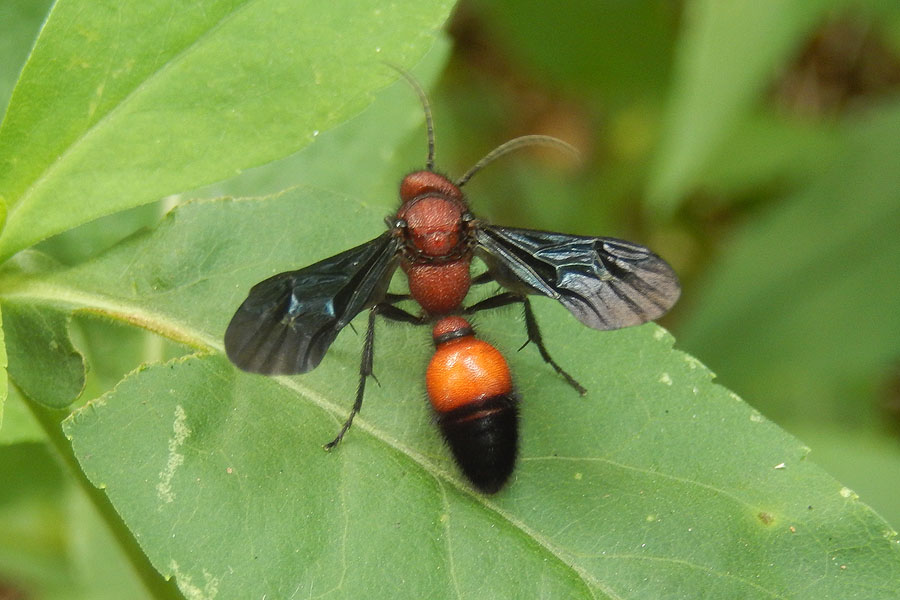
[324,309,378,450]
[376,304,427,324]
[521,297,586,395]
[466,293,586,395]
[324,302,426,450]
[383,292,413,303]
[463,291,522,312]
[470,271,495,286]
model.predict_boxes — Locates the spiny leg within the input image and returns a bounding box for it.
[465,293,586,395]
[470,271,495,286]
[463,291,522,312]
[324,303,425,450]
[324,310,377,450]
[520,297,586,395]
[383,292,412,303]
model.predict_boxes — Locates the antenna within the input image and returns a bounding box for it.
[386,64,436,172]
[455,135,580,188]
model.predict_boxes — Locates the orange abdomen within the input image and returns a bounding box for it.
[426,337,512,413]
[426,316,519,494]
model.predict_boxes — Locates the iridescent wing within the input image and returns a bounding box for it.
[225,233,400,374]
[475,226,680,329]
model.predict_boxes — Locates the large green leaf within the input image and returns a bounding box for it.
[0,189,889,597]
[0,0,454,261]
[191,36,453,206]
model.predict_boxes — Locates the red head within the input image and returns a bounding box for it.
[396,171,469,258]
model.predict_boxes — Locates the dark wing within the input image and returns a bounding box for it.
[224,232,400,374]
[475,226,680,330]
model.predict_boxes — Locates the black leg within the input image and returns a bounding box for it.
[383,292,412,303]
[470,271,495,286]
[521,297,586,395]
[465,293,586,395]
[324,302,426,450]
[463,291,522,313]
[376,303,427,325]
[324,310,377,450]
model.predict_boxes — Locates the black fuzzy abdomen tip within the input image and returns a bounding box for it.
[435,394,518,494]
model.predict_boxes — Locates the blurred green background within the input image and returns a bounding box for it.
[2,0,900,597]
[437,0,900,531]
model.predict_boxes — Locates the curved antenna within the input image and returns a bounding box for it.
[386,64,436,171]
[455,135,580,188]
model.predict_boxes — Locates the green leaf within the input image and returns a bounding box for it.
[36,202,165,267]
[30,189,385,344]
[0,0,454,261]
[70,313,190,407]
[2,300,85,409]
[0,304,6,432]
[0,0,53,116]
[647,0,840,211]
[6,189,890,597]
[192,35,453,206]
[63,328,900,597]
